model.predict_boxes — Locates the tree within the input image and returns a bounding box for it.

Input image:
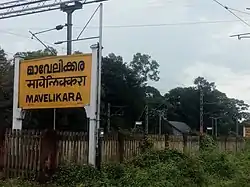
[164,77,250,135]
[129,53,160,84]
[101,52,161,132]
[15,47,57,60]
[101,53,145,130]
[73,51,83,54]
[0,47,13,127]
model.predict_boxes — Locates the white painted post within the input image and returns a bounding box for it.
[12,56,23,130]
[87,44,98,166]
[96,2,103,136]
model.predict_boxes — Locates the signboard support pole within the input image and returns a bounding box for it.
[88,44,99,167]
[12,57,23,130]
[96,2,103,133]
[95,2,103,166]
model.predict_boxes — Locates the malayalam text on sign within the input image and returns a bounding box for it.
[19,54,92,109]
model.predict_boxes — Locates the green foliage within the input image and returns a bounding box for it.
[201,151,237,179]
[6,147,250,186]
[52,163,101,187]
[139,136,154,152]
[165,77,250,135]
[0,179,46,187]
[118,149,207,187]
[101,162,125,180]
[15,48,57,60]
[0,47,13,127]
[127,149,186,168]
[200,134,216,151]
[50,148,250,187]
[129,53,160,83]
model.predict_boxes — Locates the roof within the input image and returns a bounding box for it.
[168,121,191,134]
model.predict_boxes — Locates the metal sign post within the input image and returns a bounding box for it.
[87,44,98,166]
[12,56,23,130]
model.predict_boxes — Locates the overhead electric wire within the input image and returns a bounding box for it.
[83,20,248,28]
[29,30,56,55]
[229,8,250,16]
[230,32,250,37]
[211,0,250,27]
[3,0,250,54]
[0,29,29,38]
[2,19,250,32]
[77,4,100,39]
[1,18,250,53]
[0,29,66,52]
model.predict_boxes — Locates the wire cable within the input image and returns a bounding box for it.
[229,8,250,16]
[83,20,246,28]
[77,4,100,39]
[0,29,67,52]
[211,0,250,27]
[2,19,250,31]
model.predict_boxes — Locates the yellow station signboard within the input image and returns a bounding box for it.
[19,54,92,109]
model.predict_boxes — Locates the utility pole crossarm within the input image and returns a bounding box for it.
[0,0,107,20]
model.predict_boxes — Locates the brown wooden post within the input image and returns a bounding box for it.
[0,127,6,179]
[224,136,227,151]
[165,134,169,149]
[38,130,58,183]
[199,134,204,151]
[118,132,124,163]
[183,134,188,153]
[235,136,238,152]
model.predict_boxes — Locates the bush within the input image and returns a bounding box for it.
[6,138,250,187]
[200,134,216,151]
[102,162,125,180]
[121,149,207,187]
[0,179,48,187]
[127,149,187,168]
[52,163,101,187]
[139,136,154,152]
[200,150,237,179]
[50,148,235,187]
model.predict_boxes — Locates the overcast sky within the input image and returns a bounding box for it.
[1,0,250,103]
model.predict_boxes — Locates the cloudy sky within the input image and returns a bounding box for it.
[1,0,250,103]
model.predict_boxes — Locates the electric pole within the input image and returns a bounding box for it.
[235,116,239,137]
[210,117,221,137]
[199,86,204,134]
[211,117,214,136]
[107,103,111,132]
[60,1,83,55]
[215,118,218,137]
[158,111,162,135]
[145,105,148,135]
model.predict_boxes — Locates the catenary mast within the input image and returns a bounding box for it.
[0,0,106,19]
